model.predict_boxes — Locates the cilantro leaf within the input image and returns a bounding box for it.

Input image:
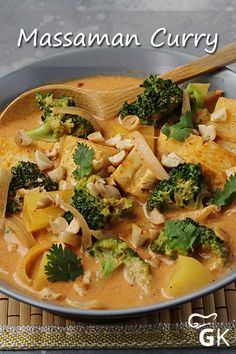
[213,174,236,207]
[151,218,199,258]
[162,111,195,142]
[161,219,198,255]
[45,244,83,282]
[73,143,94,179]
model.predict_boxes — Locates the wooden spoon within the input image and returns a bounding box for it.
[1,41,236,122]
[0,84,105,129]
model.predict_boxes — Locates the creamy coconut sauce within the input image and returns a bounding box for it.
[0,75,234,309]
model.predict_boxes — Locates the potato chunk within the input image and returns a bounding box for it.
[157,133,236,189]
[22,190,72,232]
[212,97,236,142]
[164,255,212,297]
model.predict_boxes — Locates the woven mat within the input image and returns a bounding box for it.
[0,283,235,349]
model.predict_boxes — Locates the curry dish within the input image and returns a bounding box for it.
[0,75,236,310]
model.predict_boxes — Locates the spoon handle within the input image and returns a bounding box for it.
[161,41,236,83]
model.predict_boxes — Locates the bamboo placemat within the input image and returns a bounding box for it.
[0,283,235,349]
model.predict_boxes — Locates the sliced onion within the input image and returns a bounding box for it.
[51,107,102,131]
[0,169,11,236]
[39,288,63,301]
[59,201,92,249]
[176,205,219,222]
[129,131,169,180]
[91,230,108,241]
[66,298,104,309]
[5,216,36,249]
[122,115,140,131]
[182,89,191,114]
[16,241,52,286]
[58,231,80,247]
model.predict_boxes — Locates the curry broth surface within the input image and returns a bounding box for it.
[0,75,235,310]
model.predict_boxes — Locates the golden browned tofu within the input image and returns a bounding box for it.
[0,137,53,170]
[60,136,117,184]
[111,147,157,201]
[216,138,236,155]
[212,97,236,142]
[157,133,236,190]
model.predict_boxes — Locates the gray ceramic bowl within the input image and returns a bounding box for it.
[0,48,235,319]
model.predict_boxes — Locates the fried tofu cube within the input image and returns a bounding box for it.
[0,137,54,170]
[111,147,157,201]
[157,133,236,190]
[112,123,155,151]
[212,98,236,142]
[60,136,117,185]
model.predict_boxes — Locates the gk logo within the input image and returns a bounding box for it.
[188,313,230,347]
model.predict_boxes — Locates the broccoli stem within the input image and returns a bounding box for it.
[25,122,55,142]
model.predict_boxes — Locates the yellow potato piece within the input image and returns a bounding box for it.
[164,255,212,297]
[213,97,236,142]
[33,251,50,291]
[22,190,72,232]
[60,136,117,185]
[157,133,236,189]
[0,137,53,170]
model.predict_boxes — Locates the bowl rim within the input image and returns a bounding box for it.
[0,270,235,319]
[0,46,235,318]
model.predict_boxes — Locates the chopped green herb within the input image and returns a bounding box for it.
[213,174,236,207]
[151,218,198,257]
[45,244,83,282]
[162,111,195,142]
[73,143,94,179]
[151,218,229,264]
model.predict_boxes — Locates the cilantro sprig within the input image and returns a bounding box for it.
[45,244,83,282]
[213,174,236,207]
[151,218,198,257]
[73,142,94,179]
[162,111,195,142]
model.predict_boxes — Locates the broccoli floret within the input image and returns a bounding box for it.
[196,225,229,264]
[25,92,94,142]
[71,176,133,230]
[147,163,210,212]
[69,116,94,139]
[151,218,198,257]
[35,92,75,121]
[63,211,74,224]
[89,238,135,278]
[72,178,108,230]
[7,195,23,214]
[120,76,183,126]
[7,161,58,213]
[90,238,151,292]
[123,255,152,294]
[151,218,229,264]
